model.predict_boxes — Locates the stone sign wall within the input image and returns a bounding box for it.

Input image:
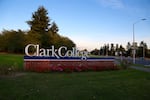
[24,44,117,72]
[24,56,117,72]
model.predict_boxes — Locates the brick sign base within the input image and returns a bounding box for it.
[24,56,117,72]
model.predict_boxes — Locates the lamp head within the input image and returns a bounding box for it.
[141,18,146,21]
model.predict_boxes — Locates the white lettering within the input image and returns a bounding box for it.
[39,48,46,56]
[58,46,67,57]
[25,44,36,56]
[25,44,89,60]
[36,44,39,56]
[51,46,59,58]
[65,50,73,57]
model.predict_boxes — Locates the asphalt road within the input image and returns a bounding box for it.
[130,66,150,72]
[116,56,150,66]
[115,56,150,72]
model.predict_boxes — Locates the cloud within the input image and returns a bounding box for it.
[97,0,124,9]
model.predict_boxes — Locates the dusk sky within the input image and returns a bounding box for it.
[0,0,150,50]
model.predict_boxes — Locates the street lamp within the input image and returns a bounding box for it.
[143,42,145,60]
[133,18,146,64]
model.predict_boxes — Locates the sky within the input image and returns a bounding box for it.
[0,0,150,50]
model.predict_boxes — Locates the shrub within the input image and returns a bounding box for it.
[120,60,131,69]
[0,63,17,75]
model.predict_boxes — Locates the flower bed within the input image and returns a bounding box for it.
[24,56,118,72]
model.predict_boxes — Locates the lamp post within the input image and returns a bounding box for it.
[133,18,146,64]
[141,41,145,60]
[143,43,145,60]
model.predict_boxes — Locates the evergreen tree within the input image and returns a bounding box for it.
[50,22,59,34]
[119,45,125,56]
[0,30,25,53]
[27,6,50,33]
[138,41,148,57]
[126,42,132,57]
[26,6,75,48]
[27,6,50,47]
[110,43,115,56]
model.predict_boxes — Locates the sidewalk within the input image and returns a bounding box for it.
[130,66,150,72]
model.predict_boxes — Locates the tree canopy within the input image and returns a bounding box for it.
[27,6,50,33]
[0,6,75,53]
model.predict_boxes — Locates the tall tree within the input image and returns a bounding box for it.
[27,6,50,33]
[0,30,25,53]
[50,22,59,34]
[27,6,50,47]
[110,43,115,56]
[0,33,3,51]
[138,41,148,57]
[115,44,119,52]
[115,44,119,56]
[119,45,125,56]
[126,42,132,57]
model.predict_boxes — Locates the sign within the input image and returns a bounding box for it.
[25,44,89,60]
[24,44,117,72]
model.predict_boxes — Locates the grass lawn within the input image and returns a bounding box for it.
[0,53,23,69]
[131,64,150,68]
[0,54,150,100]
[0,70,150,100]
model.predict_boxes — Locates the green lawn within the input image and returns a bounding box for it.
[0,54,150,100]
[0,53,23,68]
[132,64,150,68]
[0,70,150,100]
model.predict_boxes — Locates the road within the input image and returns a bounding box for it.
[116,56,150,66]
[115,56,150,72]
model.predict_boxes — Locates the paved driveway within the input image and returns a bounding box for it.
[115,56,150,72]
[130,66,150,72]
[117,57,150,66]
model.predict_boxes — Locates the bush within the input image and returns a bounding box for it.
[0,63,18,75]
[120,60,131,69]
